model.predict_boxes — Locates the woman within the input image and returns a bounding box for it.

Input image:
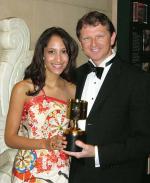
[4,27,78,183]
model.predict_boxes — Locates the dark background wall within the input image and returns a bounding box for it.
[117,0,150,70]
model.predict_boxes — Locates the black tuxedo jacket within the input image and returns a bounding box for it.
[69,56,150,183]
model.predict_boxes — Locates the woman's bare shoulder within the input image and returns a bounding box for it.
[12,79,34,95]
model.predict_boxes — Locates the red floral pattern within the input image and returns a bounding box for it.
[12,94,70,183]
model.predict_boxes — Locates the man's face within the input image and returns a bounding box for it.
[79,24,116,66]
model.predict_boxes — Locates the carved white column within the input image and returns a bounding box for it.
[0,18,33,154]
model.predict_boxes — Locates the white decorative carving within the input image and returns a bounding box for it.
[0,17,33,182]
[0,17,33,154]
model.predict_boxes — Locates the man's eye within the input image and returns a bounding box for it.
[83,37,90,41]
[96,35,105,39]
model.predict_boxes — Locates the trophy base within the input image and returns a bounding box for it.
[64,129,86,152]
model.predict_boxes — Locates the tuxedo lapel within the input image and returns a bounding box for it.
[88,57,122,119]
[75,76,86,99]
[76,63,90,99]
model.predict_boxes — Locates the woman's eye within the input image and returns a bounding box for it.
[48,50,55,54]
[62,49,67,54]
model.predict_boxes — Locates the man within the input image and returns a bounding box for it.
[64,11,150,183]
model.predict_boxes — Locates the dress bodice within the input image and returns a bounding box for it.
[12,90,70,183]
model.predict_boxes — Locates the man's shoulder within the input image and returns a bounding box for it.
[76,62,89,75]
[115,55,150,82]
[77,62,88,70]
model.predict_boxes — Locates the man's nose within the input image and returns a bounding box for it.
[91,38,97,47]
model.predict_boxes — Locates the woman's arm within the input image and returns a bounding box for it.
[4,81,47,150]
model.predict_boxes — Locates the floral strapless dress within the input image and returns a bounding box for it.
[12,91,70,183]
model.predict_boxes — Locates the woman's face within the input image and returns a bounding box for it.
[44,35,69,75]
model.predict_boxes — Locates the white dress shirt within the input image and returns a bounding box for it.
[78,50,116,167]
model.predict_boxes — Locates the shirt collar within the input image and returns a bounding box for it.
[89,49,116,68]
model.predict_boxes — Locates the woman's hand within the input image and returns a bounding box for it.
[46,135,67,150]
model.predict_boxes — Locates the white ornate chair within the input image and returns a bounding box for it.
[0,17,33,182]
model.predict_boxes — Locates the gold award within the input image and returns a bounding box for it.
[64,99,88,152]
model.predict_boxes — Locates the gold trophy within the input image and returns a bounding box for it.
[64,99,88,152]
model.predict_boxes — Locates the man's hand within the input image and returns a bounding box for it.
[63,140,95,158]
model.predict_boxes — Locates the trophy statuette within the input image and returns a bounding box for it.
[64,99,88,152]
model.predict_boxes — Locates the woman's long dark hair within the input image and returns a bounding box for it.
[24,27,78,96]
